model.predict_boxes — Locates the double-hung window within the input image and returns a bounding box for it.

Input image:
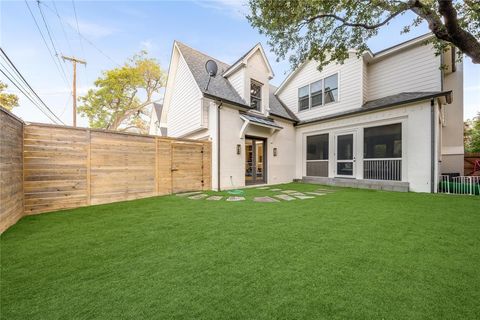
[298,73,338,112]
[298,85,309,111]
[324,74,338,104]
[250,80,262,112]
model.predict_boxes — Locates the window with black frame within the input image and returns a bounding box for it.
[250,80,262,111]
[306,133,329,177]
[298,85,309,111]
[310,80,323,108]
[324,74,338,104]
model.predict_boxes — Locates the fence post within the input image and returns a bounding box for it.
[86,129,91,205]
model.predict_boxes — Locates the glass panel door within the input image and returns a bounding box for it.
[245,137,266,185]
[335,133,355,177]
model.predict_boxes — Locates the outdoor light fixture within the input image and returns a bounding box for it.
[237,144,241,155]
[273,147,278,157]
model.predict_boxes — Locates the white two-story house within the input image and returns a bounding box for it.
[154,34,464,193]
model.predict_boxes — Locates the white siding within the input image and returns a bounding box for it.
[278,54,363,121]
[167,55,203,137]
[227,68,245,99]
[367,44,442,100]
[362,61,368,103]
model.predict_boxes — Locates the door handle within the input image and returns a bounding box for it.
[171,168,179,172]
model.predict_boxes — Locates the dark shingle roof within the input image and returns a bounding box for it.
[152,102,163,122]
[269,85,299,122]
[298,91,451,126]
[176,42,246,107]
[175,41,297,122]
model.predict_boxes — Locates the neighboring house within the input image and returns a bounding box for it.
[153,34,464,192]
[148,102,167,136]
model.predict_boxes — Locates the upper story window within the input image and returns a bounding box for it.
[250,80,262,111]
[324,74,338,104]
[298,85,309,111]
[298,73,339,112]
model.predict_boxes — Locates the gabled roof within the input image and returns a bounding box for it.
[297,91,451,126]
[174,41,297,122]
[175,41,247,108]
[222,43,274,79]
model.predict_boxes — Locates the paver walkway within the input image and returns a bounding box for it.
[180,187,337,203]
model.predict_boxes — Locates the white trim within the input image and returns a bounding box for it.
[223,43,274,79]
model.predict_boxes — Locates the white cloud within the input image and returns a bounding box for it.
[193,0,249,19]
[66,18,117,39]
[464,85,480,92]
[140,40,153,50]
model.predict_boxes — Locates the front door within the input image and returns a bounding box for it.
[335,132,355,177]
[245,137,266,185]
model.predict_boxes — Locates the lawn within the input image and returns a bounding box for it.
[1,183,479,319]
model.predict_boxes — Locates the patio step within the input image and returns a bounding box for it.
[302,176,409,192]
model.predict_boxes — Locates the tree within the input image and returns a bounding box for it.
[465,112,480,153]
[248,0,480,70]
[0,81,19,111]
[78,51,165,133]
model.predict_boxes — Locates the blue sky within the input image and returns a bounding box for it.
[1,0,479,126]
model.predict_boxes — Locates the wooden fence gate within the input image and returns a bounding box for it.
[171,143,205,193]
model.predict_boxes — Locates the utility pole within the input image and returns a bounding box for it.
[62,56,86,127]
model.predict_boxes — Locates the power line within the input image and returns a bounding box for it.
[0,47,65,124]
[51,0,74,56]
[0,68,60,124]
[39,1,120,66]
[36,0,70,84]
[24,0,70,88]
[71,0,85,59]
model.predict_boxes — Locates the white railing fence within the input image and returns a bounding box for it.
[363,159,401,181]
[438,175,480,195]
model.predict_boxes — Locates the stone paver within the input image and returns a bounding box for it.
[254,196,279,203]
[176,191,202,197]
[274,194,296,201]
[226,196,245,202]
[256,187,270,190]
[189,194,208,200]
[206,196,223,201]
[291,192,306,196]
[270,188,282,191]
[295,195,315,200]
[281,190,298,194]
[306,192,326,196]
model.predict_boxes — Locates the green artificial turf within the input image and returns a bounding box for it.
[1,183,479,319]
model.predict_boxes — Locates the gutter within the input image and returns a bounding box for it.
[216,101,223,191]
[202,92,251,111]
[430,99,435,193]
[296,91,452,127]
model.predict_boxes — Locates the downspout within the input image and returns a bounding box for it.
[430,98,435,193]
[216,101,223,191]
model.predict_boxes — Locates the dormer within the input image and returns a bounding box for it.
[224,43,274,116]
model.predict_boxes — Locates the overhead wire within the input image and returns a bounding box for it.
[0,47,65,124]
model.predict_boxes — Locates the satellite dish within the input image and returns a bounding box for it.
[205,60,218,77]
[204,60,218,91]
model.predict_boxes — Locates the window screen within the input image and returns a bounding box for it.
[364,123,402,158]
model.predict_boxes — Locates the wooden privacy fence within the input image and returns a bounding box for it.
[23,124,211,214]
[1,107,211,232]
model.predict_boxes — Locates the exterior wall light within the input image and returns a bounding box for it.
[237,144,241,155]
[273,147,278,157]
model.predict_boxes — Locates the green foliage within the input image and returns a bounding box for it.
[465,112,480,152]
[0,81,19,111]
[2,183,480,319]
[78,51,165,133]
[248,0,480,70]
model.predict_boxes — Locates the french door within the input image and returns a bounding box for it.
[245,137,266,185]
[335,132,356,177]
